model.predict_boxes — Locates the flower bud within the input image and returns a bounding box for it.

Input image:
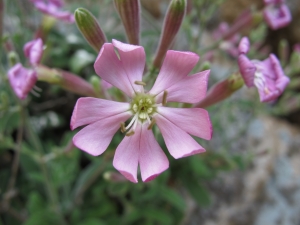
[104,171,128,183]
[75,8,107,52]
[153,0,186,68]
[114,0,140,45]
[8,51,20,67]
[200,61,211,71]
[36,65,97,97]
[90,75,100,93]
[195,73,244,108]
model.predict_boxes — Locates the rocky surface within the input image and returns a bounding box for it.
[188,116,300,225]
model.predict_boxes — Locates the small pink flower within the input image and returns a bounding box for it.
[263,0,291,30]
[71,40,212,183]
[23,38,43,65]
[238,37,290,102]
[31,0,75,23]
[8,63,37,100]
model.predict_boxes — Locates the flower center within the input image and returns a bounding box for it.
[131,93,156,122]
[120,93,158,136]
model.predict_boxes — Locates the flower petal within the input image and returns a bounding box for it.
[94,43,135,97]
[155,70,210,104]
[8,63,37,100]
[23,38,43,65]
[139,123,169,182]
[112,39,145,93]
[238,54,256,87]
[149,50,199,96]
[73,111,131,156]
[238,37,250,54]
[113,123,141,183]
[71,97,130,130]
[154,114,206,159]
[157,107,212,140]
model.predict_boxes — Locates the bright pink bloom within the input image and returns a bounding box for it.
[263,0,291,30]
[71,40,212,183]
[31,0,75,23]
[238,37,290,102]
[23,38,43,65]
[8,63,37,100]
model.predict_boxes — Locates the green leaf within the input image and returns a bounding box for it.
[159,186,185,212]
[69,50,95,73]
[185,181,211,207]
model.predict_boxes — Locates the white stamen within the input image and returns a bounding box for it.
[139,112,147,119]
[132,116,139,131]
[125,113,138,130]
[146,98,152,104]
[146,114,151,124]
[254,71,266,90]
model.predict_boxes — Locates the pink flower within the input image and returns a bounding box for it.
[8,63,37,100]
[23,38,43,65]
[71,40,212,183]
[238,37,290,102]
[31,0,75,23]
[263,0,291,30]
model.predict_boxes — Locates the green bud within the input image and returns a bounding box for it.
[114,0,140,45]
[153,0,186,68]
[228,72,244,91]
[8,51,19,67]
[200,61,211,71]
[75,8,107,52]
[103,171,127,182]
[89,75,101,96]
[195,72,244,108]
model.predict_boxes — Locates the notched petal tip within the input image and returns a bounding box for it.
[144,174,158,182]
[118,170,138,183]
[112,39,141,51]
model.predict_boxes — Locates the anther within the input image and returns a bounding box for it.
[132,104,138,112]
[147,119,156,130]
[125,130,135,136]
[139,112,147,119]
[120,122,126,133]
[162,90,168,106]
[134,81,146,86]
